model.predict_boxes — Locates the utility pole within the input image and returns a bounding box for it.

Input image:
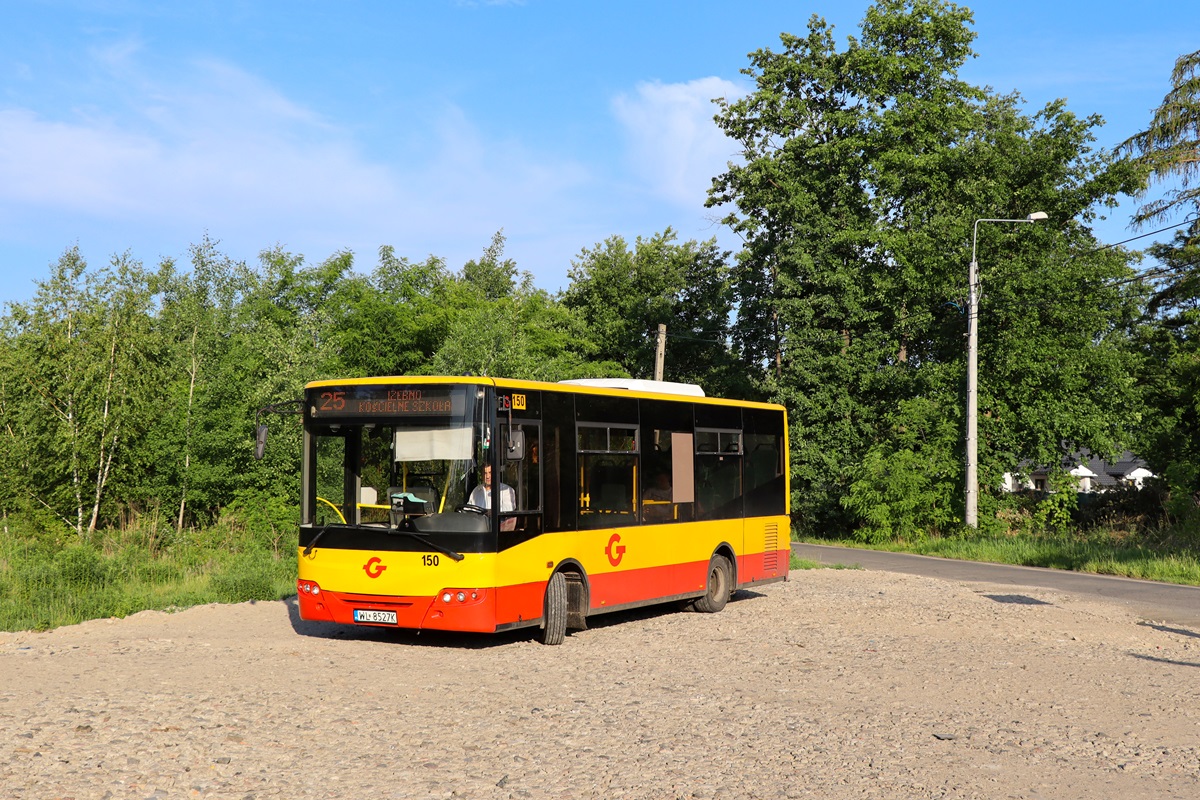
[965,254,981,528]
[966,212,1047,528]
[653,324,666,381]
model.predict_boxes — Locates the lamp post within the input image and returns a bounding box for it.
[966,211,1048,528]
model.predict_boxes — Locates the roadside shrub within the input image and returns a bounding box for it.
[1162,463,1200,524]
[841,398,960,543]
[213,490,298,557]
[991,490,1042,536]
[208,553,292,603]
[1073,485,1164,533]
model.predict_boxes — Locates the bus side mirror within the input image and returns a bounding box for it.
[255,424,268,460]
[506,429,524,461]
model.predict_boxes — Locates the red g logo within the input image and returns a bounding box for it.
[363,557,387,578]
[605,533,626,567]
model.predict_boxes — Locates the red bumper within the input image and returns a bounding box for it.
[296,582,499,633]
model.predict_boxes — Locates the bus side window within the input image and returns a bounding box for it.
[743,407,787,517]
[577,423,638,529]
[640,430,695,524]
[695,428,743,520]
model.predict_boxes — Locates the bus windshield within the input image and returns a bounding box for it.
[303,383,490,534]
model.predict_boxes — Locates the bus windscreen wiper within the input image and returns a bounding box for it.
[304,524,463,561]
[302,525,331,556]
[387,529,465,562]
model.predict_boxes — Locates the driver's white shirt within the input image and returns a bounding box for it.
[469,482,515,512]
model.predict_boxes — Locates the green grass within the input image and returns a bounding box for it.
[797,532,1200,586]
[789,554,860,571]
[0,518,297,632]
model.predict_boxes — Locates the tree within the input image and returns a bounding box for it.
[0,247,158,536]
[139,237,249,535]
[431,235,623,380]
[563,230,743,394]
[461,230,518,302]
[329,247,454,378]
[1120,49,1200,228]
[1121,50,1200,519]
[709,0,1143,535]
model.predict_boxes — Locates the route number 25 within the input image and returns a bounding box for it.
[319,391,346,411]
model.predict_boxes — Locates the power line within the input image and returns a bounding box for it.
[648,217,1198,351]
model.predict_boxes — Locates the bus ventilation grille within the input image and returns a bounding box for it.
[763,523,779,571]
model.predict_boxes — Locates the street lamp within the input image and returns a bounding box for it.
[965,211,1048,529]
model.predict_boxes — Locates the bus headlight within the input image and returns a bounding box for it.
[439,589,485,605]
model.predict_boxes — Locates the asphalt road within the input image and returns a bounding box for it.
[792,542,1200,630]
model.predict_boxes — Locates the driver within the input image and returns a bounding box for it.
[468,464,516,517]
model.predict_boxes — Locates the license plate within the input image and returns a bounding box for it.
[353,609,397,625]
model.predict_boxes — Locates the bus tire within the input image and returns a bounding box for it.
[693,554,732,613]
[540,572,568,645]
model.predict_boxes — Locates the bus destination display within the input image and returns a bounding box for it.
[308,386,466,419]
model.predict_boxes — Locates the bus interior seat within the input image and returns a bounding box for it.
[357,486,379,524]
[409,484,439,510]
[388,485,438,514]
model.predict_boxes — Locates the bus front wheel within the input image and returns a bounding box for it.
[693,554,732,613]
[540,571,568,645]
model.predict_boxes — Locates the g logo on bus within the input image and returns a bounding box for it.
[605,533,626,567]
[363,557,387,578]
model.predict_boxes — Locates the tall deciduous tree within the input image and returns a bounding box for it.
[0,247,158,536]
[460,230,518,302]
[563,229,742,394]
[709,0,1142,535]
[430,234,622,380]
[329,246,454,379]
[141,237,247,534]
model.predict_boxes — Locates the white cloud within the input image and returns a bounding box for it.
[0,53,592,276]
[612,76,746,207]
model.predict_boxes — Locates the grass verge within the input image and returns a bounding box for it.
[796,533,1200,586]
[789,553,860,571]
[0,519,297,633]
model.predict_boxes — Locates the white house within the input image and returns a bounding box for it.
[1002,451,1154,494]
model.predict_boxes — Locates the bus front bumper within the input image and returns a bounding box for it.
[296,581,498,633]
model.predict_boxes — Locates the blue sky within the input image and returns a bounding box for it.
[0,0,1195,309]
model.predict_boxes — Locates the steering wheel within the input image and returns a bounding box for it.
[457,503,487,514]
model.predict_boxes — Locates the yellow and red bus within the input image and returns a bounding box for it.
[293,376,789,644]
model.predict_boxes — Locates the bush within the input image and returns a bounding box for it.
[208,553,292,603]
[0,506,299,631]
[214,490,298,557]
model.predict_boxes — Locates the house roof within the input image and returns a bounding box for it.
[1086,451,1154,487]
[1030,450,1153,488]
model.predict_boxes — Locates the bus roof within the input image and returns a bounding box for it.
[304,375,783,410]
[557,378,704,397]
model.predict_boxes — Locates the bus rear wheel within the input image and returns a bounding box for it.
[693,554,732,613]
[540,571,568,645]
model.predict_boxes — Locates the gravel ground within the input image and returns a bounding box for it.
[2,569,1199,800]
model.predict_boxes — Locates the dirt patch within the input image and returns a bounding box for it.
[2,570,1198,799]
